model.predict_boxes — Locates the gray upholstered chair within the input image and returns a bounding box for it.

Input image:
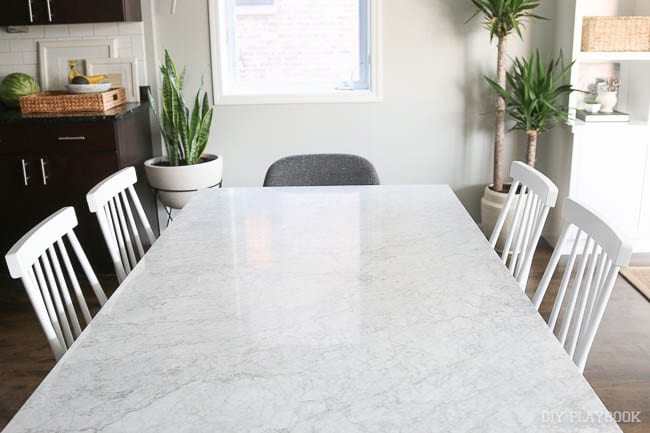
[263,154,380,187]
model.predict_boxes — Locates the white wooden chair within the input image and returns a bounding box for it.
[86,167,156,283]
[5,207,107,361]
[489,161,559,290]
[532,198,632,373]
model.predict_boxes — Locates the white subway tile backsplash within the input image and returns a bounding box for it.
[11,64,38,77]
[19,26,45,38]
[0,52,24,65]
[44,25,70,38]
[22,51,37,64]
[118,22,144,35]
[93,23,120,36]
[117,36,132,48]
[10,39,36,52]
[68,24,94,37]
[0,22,146,85]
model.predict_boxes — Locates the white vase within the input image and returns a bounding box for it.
[597,91,618,113]
[480,185,522,253]
[144,154,223,209]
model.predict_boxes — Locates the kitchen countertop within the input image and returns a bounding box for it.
[0,102,146,124]
[2,186,622,433]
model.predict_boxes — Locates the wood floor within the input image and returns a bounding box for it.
[1,242,649,432]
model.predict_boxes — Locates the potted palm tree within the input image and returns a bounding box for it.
[145,50,222,209]
[486,50,575,168]
[468,0,544,236]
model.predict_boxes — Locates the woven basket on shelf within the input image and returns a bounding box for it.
[19,88,126,113]
[582,16,650,52]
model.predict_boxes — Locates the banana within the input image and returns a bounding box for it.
[85,74,107,84]
[68,71,107,84]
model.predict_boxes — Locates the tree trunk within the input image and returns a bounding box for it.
[493,36,508,192]
[526,130,538,168]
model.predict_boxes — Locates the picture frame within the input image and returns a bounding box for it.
[87,57,140,102]
[38,39,119,91]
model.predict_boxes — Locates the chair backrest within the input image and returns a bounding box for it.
[489,161,559,290]
[532,198,632,373]
[5,207,107,361]
[87,167,156,283]
[263,154,380,187]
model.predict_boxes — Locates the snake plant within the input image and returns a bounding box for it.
[148,50,214,166]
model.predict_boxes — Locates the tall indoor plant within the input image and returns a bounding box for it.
[469,0,544,191]
[486,50,575,167]
[145,50,223,209]
[469,0,544,241]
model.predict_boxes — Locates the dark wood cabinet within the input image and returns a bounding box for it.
[0,0,142,25]
[0,105,155,274]
[3,1,33,25]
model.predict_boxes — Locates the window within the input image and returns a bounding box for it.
[209,0,381,104]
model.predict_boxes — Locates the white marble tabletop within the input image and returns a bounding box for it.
[4,186,621,433]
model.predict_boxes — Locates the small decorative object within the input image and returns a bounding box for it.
[38,39,118,90]
[86,57,140,102]
[584,101,601,113]
[596,79,619,113]
[145,50,221,209]
[576,110,630,122]
[0,73,40,108]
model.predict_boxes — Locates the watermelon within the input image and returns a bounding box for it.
[0,73,40,108]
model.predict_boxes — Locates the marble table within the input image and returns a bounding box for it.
[4,186,622,433]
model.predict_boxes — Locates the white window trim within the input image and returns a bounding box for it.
[208,0,383,105]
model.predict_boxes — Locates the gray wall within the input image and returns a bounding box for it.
[143,0,558,220]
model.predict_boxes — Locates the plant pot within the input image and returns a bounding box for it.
[584,103,601,114]
[597,91,618,113]
[144,154,223,209]
[480,184,522,252]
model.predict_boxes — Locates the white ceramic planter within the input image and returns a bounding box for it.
[597,91,618,113]
[144,154,223,209]
[480,184,522,252]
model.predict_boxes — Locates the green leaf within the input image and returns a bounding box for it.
[191,107,214,164]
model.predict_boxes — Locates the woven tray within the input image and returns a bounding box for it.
[19,88,126,113]
[582,16,650,52]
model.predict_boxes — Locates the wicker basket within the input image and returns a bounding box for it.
[582,16,650,52]
[19,88,126,113]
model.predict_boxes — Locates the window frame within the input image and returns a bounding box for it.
[208,0,383,105]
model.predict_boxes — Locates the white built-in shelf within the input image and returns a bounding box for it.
[570,118,650,133]
[578,51,650,62]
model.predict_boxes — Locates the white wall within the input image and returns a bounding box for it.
[143,0,558,220]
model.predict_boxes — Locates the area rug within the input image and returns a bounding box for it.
[620,267,650,302]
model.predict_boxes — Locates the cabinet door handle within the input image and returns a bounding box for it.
[27,0,34,23]
[21,159,30,187]
[40,158,48,186]
[57,136,86,141]
[45,0,53,22]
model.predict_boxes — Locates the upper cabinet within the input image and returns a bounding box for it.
[0,0,142,26]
